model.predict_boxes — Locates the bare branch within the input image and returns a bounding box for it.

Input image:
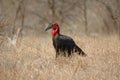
[11,0,26,47]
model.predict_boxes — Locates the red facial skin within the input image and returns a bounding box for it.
[52,22,59,37]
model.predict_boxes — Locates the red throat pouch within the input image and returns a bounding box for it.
[52,27,58,37]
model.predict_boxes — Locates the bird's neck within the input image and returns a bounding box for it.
[52,32,61,39]
[52,28,60,37]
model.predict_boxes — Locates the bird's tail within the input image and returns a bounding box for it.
[75,45,86,56]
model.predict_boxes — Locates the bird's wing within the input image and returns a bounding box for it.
[59,35,75,45]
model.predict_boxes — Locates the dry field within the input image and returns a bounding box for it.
[0,35,120,80]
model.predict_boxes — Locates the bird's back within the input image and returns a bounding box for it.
[53,34,76,52]
[59,34,75,46]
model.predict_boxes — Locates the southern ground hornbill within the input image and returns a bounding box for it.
[45,22,86,58]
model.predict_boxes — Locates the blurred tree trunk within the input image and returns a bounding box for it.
[116,0,120,38]
[96,0,120,35]
[58,0,64,25]
[48,0,56,22]
[84,0,88,34]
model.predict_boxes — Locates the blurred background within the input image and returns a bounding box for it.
[0,0,120,80]
[0,0,120,37]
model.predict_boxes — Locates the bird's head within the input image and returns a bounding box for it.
[45,22,60,37]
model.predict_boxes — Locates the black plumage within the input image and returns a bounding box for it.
[52,33,86,57]
[45,22,86,58]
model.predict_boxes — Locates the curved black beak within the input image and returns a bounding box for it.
[45,23,53,31]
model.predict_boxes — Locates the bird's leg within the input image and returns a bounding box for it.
[64,51,68,57]
[67,49,71,57]
[68,51,71,57]
[55,48,60,58]
[63,51,66,57]
[56,52,58,58]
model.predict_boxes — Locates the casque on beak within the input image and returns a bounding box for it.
[45,23,53,31]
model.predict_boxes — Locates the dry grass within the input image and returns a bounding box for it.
[0,35,120,80]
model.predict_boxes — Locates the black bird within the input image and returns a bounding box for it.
[45,22,86,58]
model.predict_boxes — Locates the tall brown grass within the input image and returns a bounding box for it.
[0,35,120,80]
